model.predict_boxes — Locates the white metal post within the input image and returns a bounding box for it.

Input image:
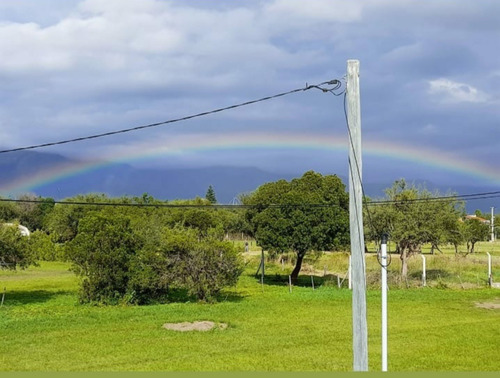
[381,234,388,372]
[421,255,426,287]
[487,252,492,286]
[347,59,368,371]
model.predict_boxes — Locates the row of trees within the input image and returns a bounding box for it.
[243,174,490,281]
[0,171,493,300]
[364,179,490,278]
[67,209,242,303]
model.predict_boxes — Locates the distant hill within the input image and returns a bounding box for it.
[34,164,297,202]
[0,149,498,212]
[0,150,294,202]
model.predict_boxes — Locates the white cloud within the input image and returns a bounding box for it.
[428,78,489,104]
[265,0,363,23]
[0,0,315,81]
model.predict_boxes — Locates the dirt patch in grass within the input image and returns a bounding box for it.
[162,321,228,332]
[475,299,500,309]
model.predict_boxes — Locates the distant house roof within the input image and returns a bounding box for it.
[3,223,30,236]
[465,215,490,224]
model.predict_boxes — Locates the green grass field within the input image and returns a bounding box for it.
[0,243,499,371]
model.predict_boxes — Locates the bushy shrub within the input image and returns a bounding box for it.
[66,211,141,304]
[179,237,243,301]
[66,209,243,305]
[129,227,243,303]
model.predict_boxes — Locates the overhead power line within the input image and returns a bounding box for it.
[0,80,343,155]
[368,190,500,205]
[1,189,500,208]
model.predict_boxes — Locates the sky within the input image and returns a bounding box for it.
[0,0,499,190]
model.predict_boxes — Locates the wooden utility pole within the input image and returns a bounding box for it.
[346,59,368,371]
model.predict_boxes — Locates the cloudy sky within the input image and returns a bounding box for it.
[1,0,499,188]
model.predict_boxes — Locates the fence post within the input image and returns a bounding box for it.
[421,254,426,287]
[487,252,492,287]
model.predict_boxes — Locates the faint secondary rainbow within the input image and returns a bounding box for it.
[1,132,499,196]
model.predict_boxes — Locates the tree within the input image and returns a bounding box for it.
[44,194,110,243]
[17,194,55,231]
[0,223,33,270]
[245,171,349,281]
[28,230,64,261]
[366,179,463,279]
[205,185,217,204]
[463,217,489,254]
[66,210,141,304]
[0,198,19,222]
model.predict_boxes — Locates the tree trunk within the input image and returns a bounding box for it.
[290,251,305,283]
[470,241,476,254]
[431,243,442,255]
[400,247,408,279]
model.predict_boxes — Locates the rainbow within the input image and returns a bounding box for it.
[1,131,499,196]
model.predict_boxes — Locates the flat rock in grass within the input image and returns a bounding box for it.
[162,321,228,332]
[475,300,500,309]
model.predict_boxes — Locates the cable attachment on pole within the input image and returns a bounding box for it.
[304,79,345,95]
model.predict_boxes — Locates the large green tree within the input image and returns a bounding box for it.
[245,171,349,281]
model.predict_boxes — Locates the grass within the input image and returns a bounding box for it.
[0,243,500,371]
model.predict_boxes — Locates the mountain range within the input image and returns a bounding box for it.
[0,149,498,213]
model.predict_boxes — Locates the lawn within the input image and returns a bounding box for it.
[0,244,499,372]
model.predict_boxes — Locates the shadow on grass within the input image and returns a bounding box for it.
[409,269,450,280]
[251,273,345,289]
[1,289,74,306]
[136,288,246,305]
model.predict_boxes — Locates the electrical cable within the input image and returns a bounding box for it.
[1,189,499,208]
[0,80,341,155]
[342,89,380,264]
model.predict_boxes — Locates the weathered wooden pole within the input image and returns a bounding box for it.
[347,59,368,371]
